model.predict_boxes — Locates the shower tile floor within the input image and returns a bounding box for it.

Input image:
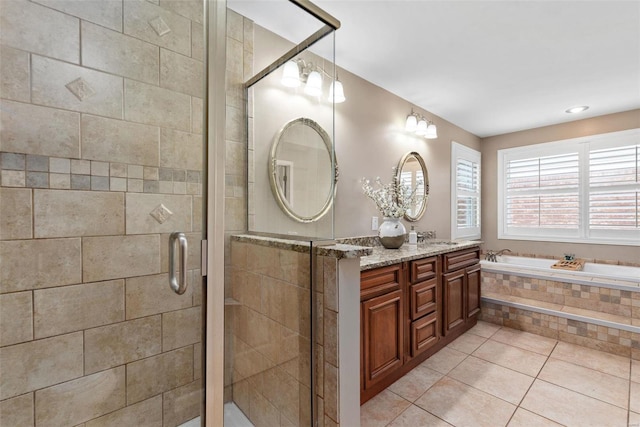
[361,321,640,427]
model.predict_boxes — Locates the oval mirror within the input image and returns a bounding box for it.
[269,117,338,223]
[397,151,429,221]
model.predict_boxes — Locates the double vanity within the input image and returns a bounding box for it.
[359,241,481,403]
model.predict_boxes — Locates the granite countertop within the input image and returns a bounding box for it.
[231,234,372,259]
[360,240,481,271]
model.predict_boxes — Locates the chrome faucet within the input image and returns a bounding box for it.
[485,248,512,262]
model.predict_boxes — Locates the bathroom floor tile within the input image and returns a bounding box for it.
[386,404,452,427]
[415,376,516,427]
[387,364,443,402]
[538,358,629,409]
[632,360,640,383]
[467,320,501,338]
[631,381,640,413]
[445,331,487,354]
[520,379,628,426]
[550,341,630,379]
[630,411,640,426]
[360,389,410,427]
[418,347,467,375]
[490,328,557,355]
[507,408,563,427]
[472,339,547,377]
[447,356,534,405]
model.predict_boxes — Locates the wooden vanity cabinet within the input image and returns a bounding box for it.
[360,246,480,404]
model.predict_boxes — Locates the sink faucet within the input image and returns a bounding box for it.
[485,248,512,262]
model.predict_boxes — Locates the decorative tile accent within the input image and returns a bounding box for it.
[148,16,171,37]
[65,77,96,101]
[149,204,173,224]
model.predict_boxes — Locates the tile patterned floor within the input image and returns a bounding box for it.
[361,321,640,427]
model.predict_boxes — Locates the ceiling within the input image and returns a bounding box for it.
[228,1,640,138]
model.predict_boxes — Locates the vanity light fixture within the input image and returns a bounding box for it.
[280,58,346,103]
[565,105,589,114]
[405,110,438,139]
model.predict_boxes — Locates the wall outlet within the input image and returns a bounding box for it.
[371,216,379,230]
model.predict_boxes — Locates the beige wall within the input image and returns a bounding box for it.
[251,25,481,240]
[480,109,640,264]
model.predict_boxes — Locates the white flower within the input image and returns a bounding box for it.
[362,168,425,218]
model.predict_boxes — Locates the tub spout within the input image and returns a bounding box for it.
[485,249,512,262]
[496,248,512,256]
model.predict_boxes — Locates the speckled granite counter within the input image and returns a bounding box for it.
[360,240,481,270]
[231,234,372,259]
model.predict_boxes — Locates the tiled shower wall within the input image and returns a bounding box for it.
[0,1,204,426]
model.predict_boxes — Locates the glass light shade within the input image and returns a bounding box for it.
[328,80,345,103]
[416,119,427,136]
[281,60,301,87]
[405,114,417,132]
[304,71,323,96]
[425,123,438,139]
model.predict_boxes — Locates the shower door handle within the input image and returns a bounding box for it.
[168,232,188,295]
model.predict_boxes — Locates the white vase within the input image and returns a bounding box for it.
[379,217,407,249]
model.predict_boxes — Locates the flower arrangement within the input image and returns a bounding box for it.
[362,168,425,218]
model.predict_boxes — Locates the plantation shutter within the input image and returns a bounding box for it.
[452,142,481,239]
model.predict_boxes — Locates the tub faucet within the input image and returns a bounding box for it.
[485,248,512,262]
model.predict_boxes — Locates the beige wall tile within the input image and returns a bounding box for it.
[85,395,162,427]
[162,306,201,351]
[126,346,193,404]
[33,190,124,238]
[0,393,34,427]
[0,99,80,157]
[32,55,123,119]
[0,187,32,240]
[0,0,79,63]
[33,280,124,339]
[83,235,160,282]
[0,238,82,293]
[81,115,159,166]
[124,79,191,132]
[162,380,202,427]
[192,23,204,62]
[125,193,192,235]
[226,9,243,42]
[123,0,191,56]
[33,0,122,32]
[0,45,29,102]
[82,22,159,85]
[159,0,203,23]
[160,128,203,170]
[0,291,33,346]
[35,366,126,427]
[160,48,203,97]
[194,342,202,380]
[84,316,162,375]
[126,273,193,319]
[192,96,203,134]
[0,332,83,400]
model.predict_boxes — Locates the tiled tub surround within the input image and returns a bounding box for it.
[0,1,205,426]
[229,235,371,427]
[479,256,640,360]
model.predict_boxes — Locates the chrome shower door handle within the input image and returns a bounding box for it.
[168,232,188,295]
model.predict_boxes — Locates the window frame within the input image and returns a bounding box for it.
[451,141,481,240]
[497,128,640,246]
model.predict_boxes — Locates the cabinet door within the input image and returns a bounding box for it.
[410,277,437,320]
[443,270,465,335]
[362,289,404,390]
[466,265,481,319]
[411,312,439,357]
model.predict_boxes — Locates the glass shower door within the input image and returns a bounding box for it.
[0,1,207,426]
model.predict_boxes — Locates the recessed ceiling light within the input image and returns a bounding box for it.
[565,106,589,114]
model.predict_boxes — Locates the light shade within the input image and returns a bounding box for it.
[304,71,323,96]
[281,60,300,87]
[425,123,438,139]
[328,80,345,103]
[565,105,589,114]
[416,118,427,136]
[405,114,417,132]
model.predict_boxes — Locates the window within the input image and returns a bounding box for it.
[498,128,640,245]
[451,142,481,239]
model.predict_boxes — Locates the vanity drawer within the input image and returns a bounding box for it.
[409,277,437,320]
[361,264,402,301]
[410,256,437,283]
[443,247,480,273]
[410,311,438,357]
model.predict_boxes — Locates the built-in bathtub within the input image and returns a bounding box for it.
[479,255,640,359]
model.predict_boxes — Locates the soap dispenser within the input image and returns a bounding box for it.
[409,226,417,247]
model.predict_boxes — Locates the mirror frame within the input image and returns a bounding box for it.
[397,151,429,222]
[268,117,338,223]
